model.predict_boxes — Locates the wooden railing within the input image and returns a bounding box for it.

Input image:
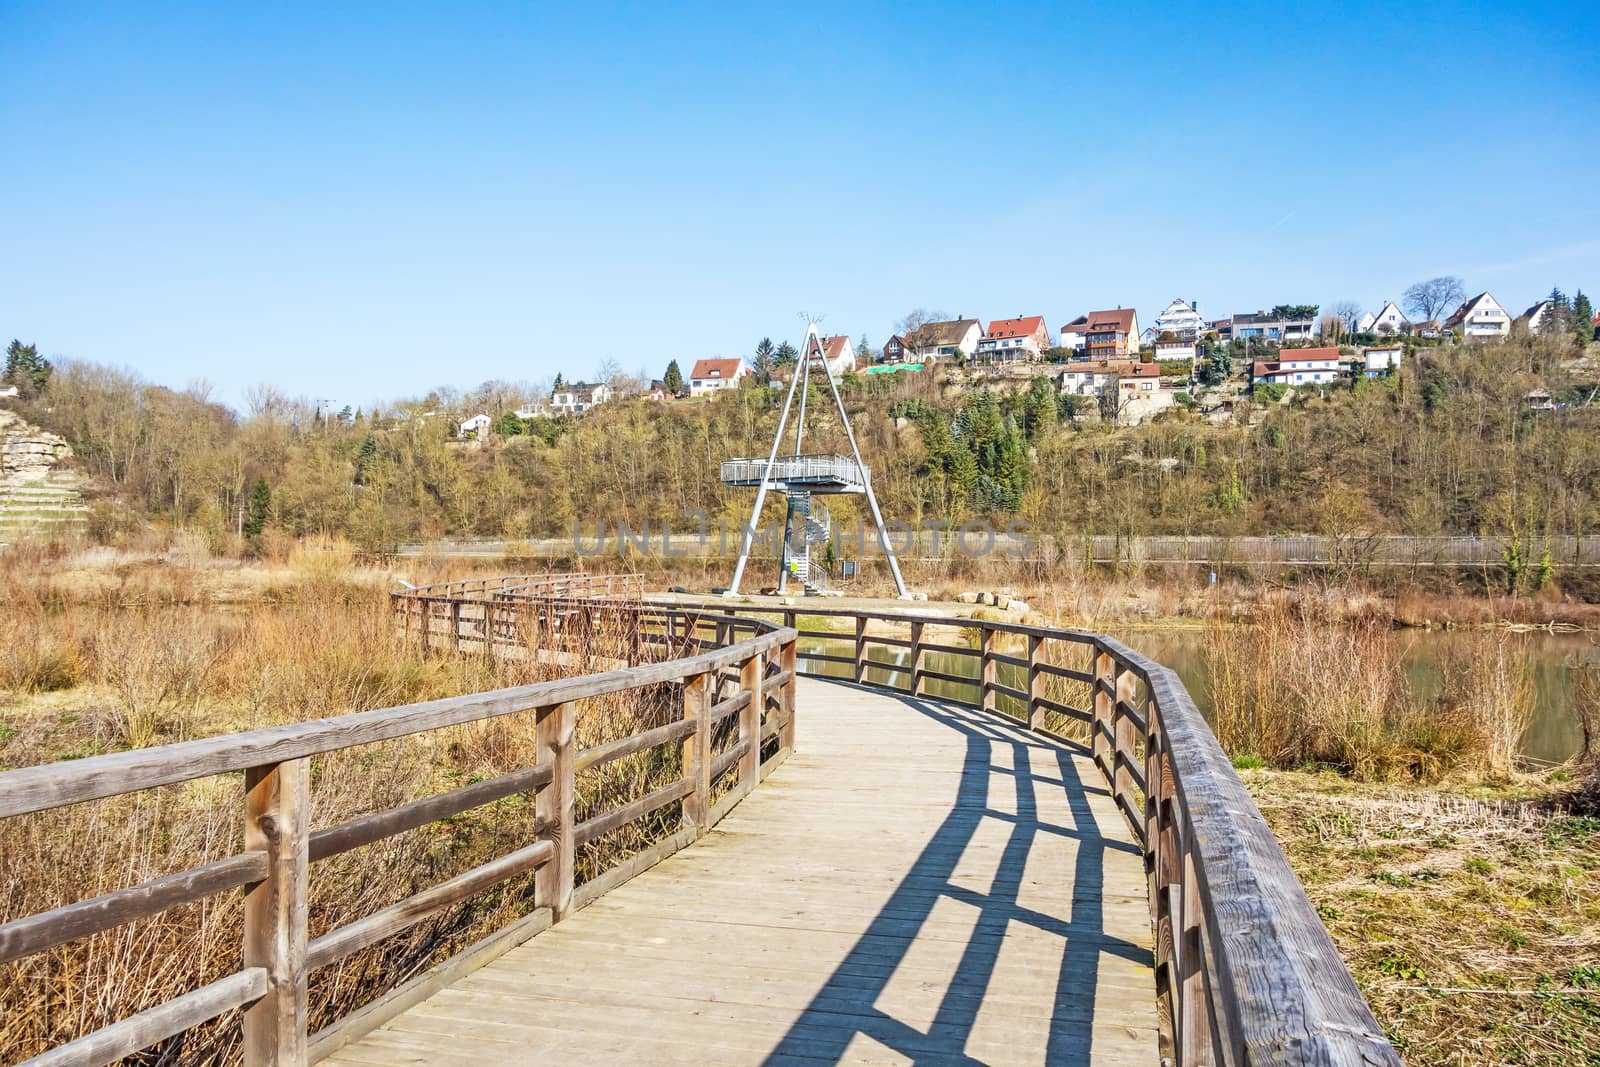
[676,601,1402,1067]
[0,589,794,1067]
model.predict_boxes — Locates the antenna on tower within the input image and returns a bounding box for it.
[721,317,910,600]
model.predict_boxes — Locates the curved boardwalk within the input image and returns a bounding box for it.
[324,678,1156,1066]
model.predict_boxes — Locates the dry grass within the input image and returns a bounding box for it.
[1205,596,1539,782]
[1247,769,1600,1065]
[0,557,703,1063]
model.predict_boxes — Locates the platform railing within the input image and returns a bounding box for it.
[0,589,794,1067]
[672,600,1402,1067]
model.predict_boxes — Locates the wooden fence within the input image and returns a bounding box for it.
[0,587,795,1067]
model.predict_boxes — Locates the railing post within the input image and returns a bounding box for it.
[450,599,462,654]
[1092,647,1115,782]
[682,672,711,829]
[909,621,926,697]
[1114,669,1138,819]
[242,758,309,1066]
[419,598,432,655]
[981,626,997,715]
[780,635,797,753]
[483,599,497,656]
[739,652,762,787]
[535,702,575,921]
[1026,633,1044,729]
[854,615,868,684]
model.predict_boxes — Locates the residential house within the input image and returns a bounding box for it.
[975,316,1051,363]
[1362,345,1403,377]
[550,381,613,416]
[1151,298,1205,341]
[1228,309,1317,343]
[1518,299,1555,334]
[456,413,492,439]
[881,334,908,364]
[689,358,752,397]
[0,384,18,399]
[513,403,547,420]
[1154,338,1198,366]
[906,318,982,361]
[1359,302,1410,335]
[1083,308,1140,361]
[1058,360,1168,424]
[646,379,669,401]
[803,334,857,377]
[1058,315,1091,353]
[1443,292,1511,337]
[1251,347,1342,387]
[1525,389,1556,411]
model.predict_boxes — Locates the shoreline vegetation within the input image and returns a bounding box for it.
[2,542,1597,1063]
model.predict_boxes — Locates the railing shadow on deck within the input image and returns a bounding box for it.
[762,687,1147,1065]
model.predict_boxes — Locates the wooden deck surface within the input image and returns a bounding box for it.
[323,678,1157,1066]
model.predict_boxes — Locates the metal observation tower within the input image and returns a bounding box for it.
[723,321,910,599]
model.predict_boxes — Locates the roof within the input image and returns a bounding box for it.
[690,358,747,379]
[1278,347,1340,362]
[1060,315,1090,332]
[982,316,1046,341]
[885,334,906,348]
[911,318,980,347]
[1232,309,1315,325]
[1444,292,1497,327]
[1083,309,1136,334]
[805,335,851,360]
[1520,300,1553,320]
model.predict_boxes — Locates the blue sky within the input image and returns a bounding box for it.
[4,1,1597,408]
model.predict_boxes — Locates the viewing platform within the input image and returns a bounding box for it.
[720,454,868,494]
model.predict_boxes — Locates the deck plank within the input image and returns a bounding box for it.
[323,678,1156,1066]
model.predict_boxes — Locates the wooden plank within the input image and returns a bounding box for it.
[738,653,762,787]
[311,764,552,863]
[306,840,554,971]
[681,673,711,830]
[1034,661,1094,684]
[243,758,310,1066]
[573,776,695,847]
[534,702,576,921]
[574,719,695,776]
[20,968,268,1067]
[0,851,266,965]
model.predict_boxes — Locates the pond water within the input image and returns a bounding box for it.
[800,626,1594,765]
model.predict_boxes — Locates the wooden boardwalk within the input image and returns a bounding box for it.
[324,678,1157,1066]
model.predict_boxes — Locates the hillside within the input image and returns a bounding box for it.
[8,335,1597,560]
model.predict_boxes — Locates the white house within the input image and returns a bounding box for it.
[1444,292,1511,338]
[1362,301,1410,335]
[456,413,492,439]
[804,335,857,377]
[1518,300,1555,334]
[1154,338,1198,365]
[975,316,1051,363]
[550,381,612,416]
[0,384,18,399]
[1362,345,1403,377]
[513,404,547,420]
[688,358,751,397]
[1058,315,1091,353]
[1151,298,1205,341]
[1252,347,1342,387]
[906,319,982,362]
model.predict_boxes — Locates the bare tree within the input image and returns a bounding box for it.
[897,308,951,354]
[1403,276,1466,324]
[1330,301,1363,333]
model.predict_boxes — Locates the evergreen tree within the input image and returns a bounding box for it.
[1538,287,1570,337]
[3,340,52,398]
[553,372,565,390]
[662,360,683,394]
[773,341,798,368]
[244,478,271,539]
[752,339,774,384]
[1572,291,1595,345]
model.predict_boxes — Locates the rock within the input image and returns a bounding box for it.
[1006,598,1029,614]
[909,591,928,601]
[956,591,980,604]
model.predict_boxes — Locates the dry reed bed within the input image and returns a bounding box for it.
[0,571,700,1064]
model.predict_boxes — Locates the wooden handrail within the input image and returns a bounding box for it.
[0,587,797,1067]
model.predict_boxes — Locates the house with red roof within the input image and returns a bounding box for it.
[1251,347,1342,388]
[688,358,751,397]
[975,316,1050,363]
[803,334,857,378]
[1057,360,1170,424]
